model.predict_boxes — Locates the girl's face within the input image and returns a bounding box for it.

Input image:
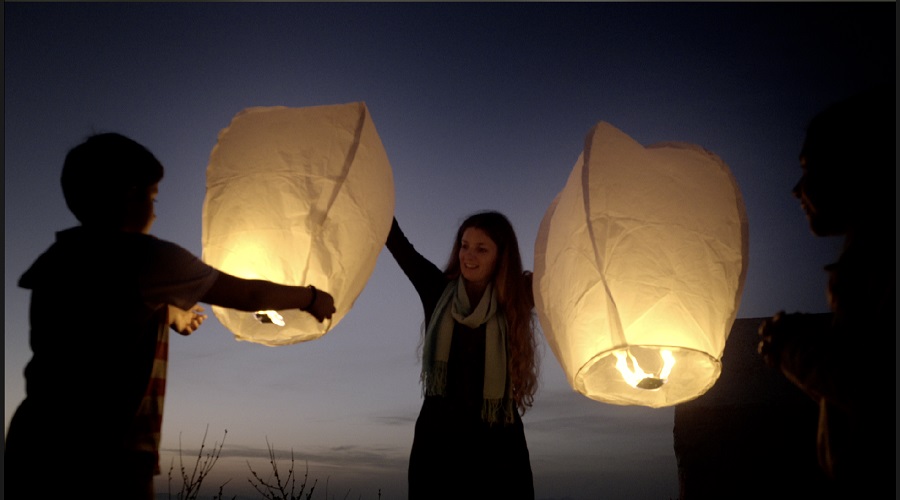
[458,227,498,288]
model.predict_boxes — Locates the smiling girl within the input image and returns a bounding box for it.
[386,212,539,499]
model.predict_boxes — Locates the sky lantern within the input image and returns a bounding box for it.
[534,122,748,407]
[201,102,394,346]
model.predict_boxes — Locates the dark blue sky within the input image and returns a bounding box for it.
[5,3,894,499]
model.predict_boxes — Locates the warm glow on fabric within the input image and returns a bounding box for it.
[201,103,394,346]
[534,122,748,407]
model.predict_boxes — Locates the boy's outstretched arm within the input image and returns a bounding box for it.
[168,304,207,336]
[201,272,336,323]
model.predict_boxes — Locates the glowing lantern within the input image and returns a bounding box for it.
[534,122,748,407]
[201,103,394,346]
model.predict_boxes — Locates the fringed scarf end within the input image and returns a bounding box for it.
[481,397,516,426]
[422,361,449,397]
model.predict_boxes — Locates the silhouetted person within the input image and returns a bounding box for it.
[4,133,336,499]
[386,213,539,499]
[758,84,895,498]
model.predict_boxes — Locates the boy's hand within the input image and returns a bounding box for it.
[758,311,789,368]
[757,311,823,369]
[169,304,208,336]
[304,286,336,323]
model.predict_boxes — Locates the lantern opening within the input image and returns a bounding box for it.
[255,310,285,326]
[576,346,722,407]
[613,349,676,391]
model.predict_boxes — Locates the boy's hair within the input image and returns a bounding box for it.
[802,84,895,223]
[61,133,164,226]
[803,83,894,176]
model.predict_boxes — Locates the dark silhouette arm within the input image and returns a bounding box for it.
[200,272,335,322]
[385,217,447,319]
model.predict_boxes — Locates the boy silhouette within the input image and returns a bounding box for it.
[758,85,894,498]
[5,132,335,499]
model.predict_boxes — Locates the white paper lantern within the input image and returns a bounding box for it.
[201,103,394,346]
[534,122,748,407]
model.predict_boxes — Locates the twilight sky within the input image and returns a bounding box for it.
[4,3,894,499]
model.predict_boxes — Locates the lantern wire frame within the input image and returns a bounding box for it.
[578,345,722,407]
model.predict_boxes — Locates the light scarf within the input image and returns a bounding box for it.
[421,277,514,424]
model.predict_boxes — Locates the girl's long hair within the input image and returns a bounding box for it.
[443,211,539,414]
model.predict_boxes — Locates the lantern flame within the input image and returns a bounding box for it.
[254,310,285,326]
[613,349,676,390]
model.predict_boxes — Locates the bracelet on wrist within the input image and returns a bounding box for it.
[304,285,318,311]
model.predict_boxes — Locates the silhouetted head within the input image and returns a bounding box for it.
[61,133,164,232]
[445,211,524,299]
[795,84,894,237]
